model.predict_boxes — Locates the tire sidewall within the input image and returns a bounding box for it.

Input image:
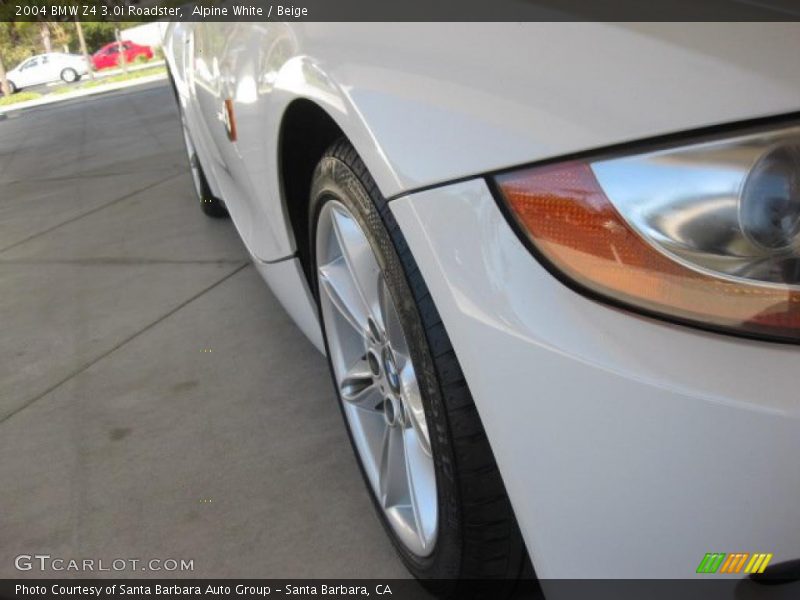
[189,151,211,202]
[176,103,227,217]
[182,129,211,203]
[61,68,77,83]
[309,152,463,587]
[177,105,205,201]
[190,153,227,218]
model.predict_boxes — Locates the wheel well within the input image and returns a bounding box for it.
[279,99,344,284]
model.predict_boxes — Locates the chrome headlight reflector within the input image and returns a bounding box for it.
[495,123,800,342]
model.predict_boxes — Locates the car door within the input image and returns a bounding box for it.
[123,43,137,63]
[190,24,244,212]
[189,22,293,261]
[99,46,118,69]
[38,55,61,83]
[191,24,264,248]
[108,46,121,68]
[9,58,30,87]
[14,56,34,87]
[92,48,105,69]
[16,57,41,87]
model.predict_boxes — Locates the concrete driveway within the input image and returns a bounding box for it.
[0,81,411,579]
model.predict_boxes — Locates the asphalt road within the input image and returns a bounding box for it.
[0,80,413,580]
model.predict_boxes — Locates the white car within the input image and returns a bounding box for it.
[164,22,800,592]
[6,53,88,93]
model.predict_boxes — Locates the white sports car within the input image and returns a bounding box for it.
[164,22,800,592]
[6,53,88,93]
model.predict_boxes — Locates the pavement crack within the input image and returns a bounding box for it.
[0,172,182,256]
[0,262,249,425]
[0,166,179,186]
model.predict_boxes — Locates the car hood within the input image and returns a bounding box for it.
[303,22,800,194]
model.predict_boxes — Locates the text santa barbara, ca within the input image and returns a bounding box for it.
[15,583,393,597]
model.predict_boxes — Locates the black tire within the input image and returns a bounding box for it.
[6,80,16,95]
[60,68,78,83]
[177,104,228,219]
[309,139,530,598]
[191,152,229,219]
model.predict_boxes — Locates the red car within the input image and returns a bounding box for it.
[91,41,153,70]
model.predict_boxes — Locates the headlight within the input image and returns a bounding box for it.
[494,123,800,343]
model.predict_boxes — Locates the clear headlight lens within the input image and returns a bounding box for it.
[740,143,800,252]
[495,124,800,342]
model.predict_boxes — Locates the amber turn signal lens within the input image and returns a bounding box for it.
[496,162,800,342]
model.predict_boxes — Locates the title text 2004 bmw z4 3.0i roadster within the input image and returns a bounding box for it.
[164,22,800,593]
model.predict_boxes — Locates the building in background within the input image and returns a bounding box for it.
[120,22,163,49]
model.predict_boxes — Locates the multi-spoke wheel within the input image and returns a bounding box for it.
[317,199,438,556]
[310,139,530,595]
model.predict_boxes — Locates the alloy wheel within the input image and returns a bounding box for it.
[316,199,438,557]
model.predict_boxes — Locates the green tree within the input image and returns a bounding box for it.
[81,22,124,53]
[0,21,128,72]
[0,22,43,68]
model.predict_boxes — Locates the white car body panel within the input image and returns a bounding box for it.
[165,22,800,264]
[391,180,800,578]
[7,53,88,89]
[165,21,800,578]
[252,256,325,353]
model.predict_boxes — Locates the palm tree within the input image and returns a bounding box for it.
[74,20,95,80]
[40,22,51,53]
[115,28,128,74]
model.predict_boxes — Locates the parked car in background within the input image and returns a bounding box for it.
[5,53,88,93]
[92,41,153,70]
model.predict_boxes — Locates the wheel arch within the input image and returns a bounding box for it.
[278,98,359,286]
[269,51,408,263]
